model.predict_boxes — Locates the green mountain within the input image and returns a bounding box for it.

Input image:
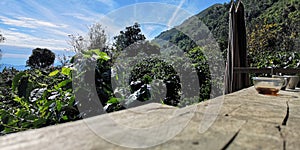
[155,0,300,68]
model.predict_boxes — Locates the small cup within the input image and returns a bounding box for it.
[272,75,289,90]
[253,77,285,95]
[284,75,299,89]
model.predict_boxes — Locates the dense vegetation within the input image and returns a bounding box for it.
[0,23,189,134]
[129,57,181,106]
[0,67,79,135]
[0,0,299,135]
[156,0,300,68]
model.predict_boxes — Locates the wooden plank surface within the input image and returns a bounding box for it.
[0,87,299,149]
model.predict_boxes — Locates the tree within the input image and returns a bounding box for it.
[67,34,86,53]
[26,48,55,69]
[122,40,160,57]
[113,23,146,54]
[87,23,107,50]
[68,23,108,53]
[187,46,212,100]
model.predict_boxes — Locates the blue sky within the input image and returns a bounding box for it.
[0,0,230,65]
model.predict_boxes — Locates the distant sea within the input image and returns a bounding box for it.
[0,64,28,71]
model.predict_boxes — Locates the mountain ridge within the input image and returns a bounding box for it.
[154,0,299,63]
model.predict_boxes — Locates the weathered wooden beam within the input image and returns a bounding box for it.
[0,87,300,149]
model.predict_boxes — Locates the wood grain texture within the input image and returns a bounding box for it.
[0,87,299,150]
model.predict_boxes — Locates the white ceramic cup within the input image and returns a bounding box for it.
[284,75,299,89]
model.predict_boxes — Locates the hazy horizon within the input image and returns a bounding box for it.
[0,0,230,66]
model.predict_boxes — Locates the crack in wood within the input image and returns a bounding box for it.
[282,101,289,126]
[276,125,286,150]
[278,100,289,150]
[221,128,241,150]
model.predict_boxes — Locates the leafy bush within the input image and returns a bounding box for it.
[71,49,115,116]
[187,47,212,100]
[249,51,300,69]
[129,57,181,106]
[0,66,80,135]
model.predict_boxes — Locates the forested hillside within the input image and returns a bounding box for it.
[155,0,300,68]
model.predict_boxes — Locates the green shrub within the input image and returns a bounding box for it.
[0,66,80,135]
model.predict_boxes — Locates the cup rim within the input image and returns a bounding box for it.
[282,75,299,78]
[252,77,282,81]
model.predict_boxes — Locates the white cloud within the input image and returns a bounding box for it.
[47,28,70,37]
[0,1,194,53]
[62,13,103,23]
[0,16,68,29]
[8,28,18,31]
[97,0,116,8]
[99,2,192,39]
[1,29,68,50]
[2,53,29,59]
